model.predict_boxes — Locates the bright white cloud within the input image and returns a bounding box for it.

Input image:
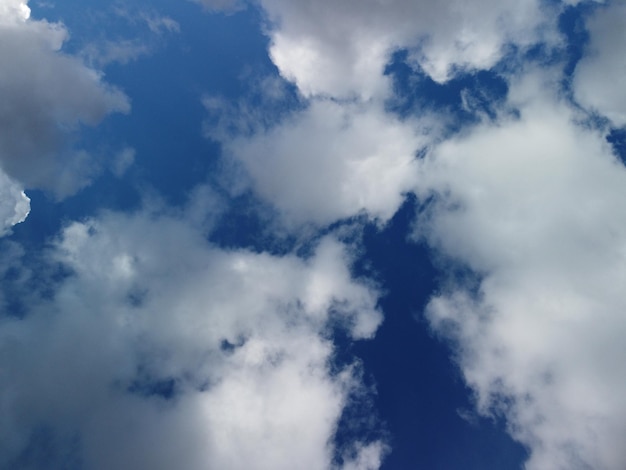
[573,1,626,126]
[0,0,129,198]
[0,0,30,23]
[220,99,427,226]
[5,1,622,469]
[258,0,560,98]
[0,170,30,237]
[0,203,384,469]
[416,70,626,470]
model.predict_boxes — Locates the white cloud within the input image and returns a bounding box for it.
[221,99,427,226]
[196,3,626,467]
[257,0,560,98]
[416,70,626,470]
[573,1,626,126]
[204,0,566,228]
[0,203,384,469]
[0,169,30,237]
[0,0,129,198]
[0,0,30,23]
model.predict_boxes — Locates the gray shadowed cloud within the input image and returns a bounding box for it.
[0,0,129,205]
[573,1,626,127]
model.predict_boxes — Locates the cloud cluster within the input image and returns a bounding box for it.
[198,0,626,467]
[259,0,560,98]
[417,71,626,470]
[0,205,384,469]
[0,0,129,222]
[6,1,626,469]
[205,0,567,227]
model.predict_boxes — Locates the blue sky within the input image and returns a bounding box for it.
[1,1,626,469]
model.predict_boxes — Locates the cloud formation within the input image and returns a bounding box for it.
[5,1,626,469]
[0,204,384,469]
[198,1,626,467]
[259,0,560,98]
[417,70,626,470]
[0,0,129,200]
[221,99,427,226]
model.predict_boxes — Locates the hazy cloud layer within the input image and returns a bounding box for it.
[0,0,129,198]
[417,70,626,470]
[0,205,384,469]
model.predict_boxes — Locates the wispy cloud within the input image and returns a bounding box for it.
[81,39,150,67]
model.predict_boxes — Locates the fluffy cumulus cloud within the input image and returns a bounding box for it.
[0,206,384,469]
[0,0,129,200]
[573,1,626,126]
[258,0,559,98]
[220,99,427,226]
[416,71,626,470]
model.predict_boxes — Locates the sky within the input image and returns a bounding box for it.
[1,0,626,469]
